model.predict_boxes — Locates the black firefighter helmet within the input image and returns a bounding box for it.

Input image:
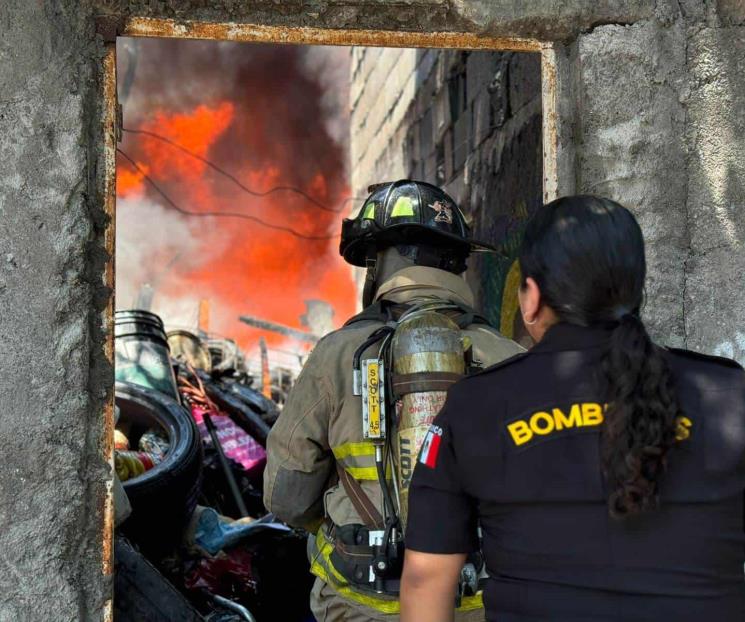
[339,180,495,271]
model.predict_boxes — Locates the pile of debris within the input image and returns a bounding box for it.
[113,309,313,622]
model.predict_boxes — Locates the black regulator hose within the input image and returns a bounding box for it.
[376,449,396,522]
[353,327,394,372]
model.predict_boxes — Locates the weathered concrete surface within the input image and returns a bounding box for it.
[106,0,653,41]
[685,26,745,363]
[717,0,745,25]
[454,0,653,40]
[576,20,689,346]
[0,1,110,621]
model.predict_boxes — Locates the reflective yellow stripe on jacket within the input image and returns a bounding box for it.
[332,441,380,481]
[332,441,393,481]
[310,520,484,614]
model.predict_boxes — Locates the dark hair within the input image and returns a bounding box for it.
[518,195,682,518]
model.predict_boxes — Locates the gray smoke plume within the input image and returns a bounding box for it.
[115,37,352,340]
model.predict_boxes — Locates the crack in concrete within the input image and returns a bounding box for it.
[680,17,693,350]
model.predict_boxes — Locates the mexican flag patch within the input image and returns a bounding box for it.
[419,425,443,468]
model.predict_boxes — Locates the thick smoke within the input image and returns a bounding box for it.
[116,38,355,354]
[116,196,218,324]
[301,46,352,159]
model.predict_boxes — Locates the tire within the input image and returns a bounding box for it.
[221,379,280,427]
[114,536,204,622]
[116,382,202,556]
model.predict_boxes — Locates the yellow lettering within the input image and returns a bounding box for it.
[582,403,604,426]
[675,416,692,441]
[507,420,533,446]
[553,405,582,430]
[509,403,611,447]
[366,362,380,436]
[530,412,555,436]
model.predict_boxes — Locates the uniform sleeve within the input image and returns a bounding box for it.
[405,388,478,554]
[263,341,335,531]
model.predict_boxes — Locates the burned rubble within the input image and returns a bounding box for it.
[114,308,312,621]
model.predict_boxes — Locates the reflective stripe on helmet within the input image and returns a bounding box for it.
[390,196,415,217]
[362,202,376,219]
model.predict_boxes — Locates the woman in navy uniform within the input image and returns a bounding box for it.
[400,195,745,621]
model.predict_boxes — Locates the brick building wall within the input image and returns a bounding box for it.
[350,48,542,345]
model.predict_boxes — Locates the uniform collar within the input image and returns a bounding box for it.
[530,322,614,354]
[374,266,475,308]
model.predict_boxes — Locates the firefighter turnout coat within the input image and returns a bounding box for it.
[263,265,523,617]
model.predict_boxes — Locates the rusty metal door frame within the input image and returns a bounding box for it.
[100,17,572,619]
[100,41,117,622]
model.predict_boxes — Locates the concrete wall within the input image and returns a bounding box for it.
[686,24,745,362]
[0,2,111,620]
[575,20,689,345]
[1,0,743,619]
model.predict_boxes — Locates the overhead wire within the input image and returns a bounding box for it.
[121,109,506,221]
[116,148,338,241]
[122,127,365,214]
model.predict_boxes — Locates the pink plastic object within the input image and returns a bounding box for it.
[191,405,266,475]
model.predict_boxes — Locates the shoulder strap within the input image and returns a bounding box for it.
[448,303,491,329]
[346,300,491,329]
[336,464,385,530]
[344,300,396,327]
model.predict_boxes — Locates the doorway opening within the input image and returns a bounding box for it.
[104,20,557,620]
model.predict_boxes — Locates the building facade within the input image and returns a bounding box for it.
[350,48,542,345]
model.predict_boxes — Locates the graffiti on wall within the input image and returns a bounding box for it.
[470,112,543,348]
[477,205,533,348]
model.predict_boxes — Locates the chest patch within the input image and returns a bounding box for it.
[419,425,443,468]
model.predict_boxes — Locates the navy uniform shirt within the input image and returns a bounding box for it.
[407,322,745,622]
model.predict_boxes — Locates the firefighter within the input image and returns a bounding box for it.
[401,195,745,622]
[263,180,523,622]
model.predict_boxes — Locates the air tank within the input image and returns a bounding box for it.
[392,311,465,529]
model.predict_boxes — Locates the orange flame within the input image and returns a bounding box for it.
[117,161,149,195]
[118,100,355,355]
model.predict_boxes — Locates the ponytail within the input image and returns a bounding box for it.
[518,195,684,520]
[600,314,682,518]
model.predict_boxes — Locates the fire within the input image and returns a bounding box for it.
[117,51,356,357]
[141,103,235,182]
[117,161,149,195]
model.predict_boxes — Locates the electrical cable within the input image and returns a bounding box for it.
[116,148,338,241]
[122,127,364,214]
[178,365,249,518]
[123,100,504,222]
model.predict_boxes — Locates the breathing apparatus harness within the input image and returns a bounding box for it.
[334,180,498,603]
[333,300,487,600]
